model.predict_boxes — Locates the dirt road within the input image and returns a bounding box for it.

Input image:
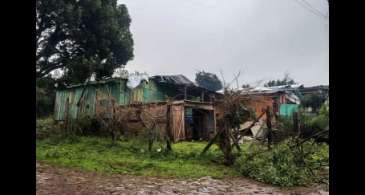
[36,162,328,195]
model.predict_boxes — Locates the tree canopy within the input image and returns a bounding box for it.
[195,71,223,91]
[300,93,327,112]
[36,0,134,83]
[264,74,296,87]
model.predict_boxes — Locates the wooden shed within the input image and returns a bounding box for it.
[115,100,216,142]
[54,75,219,141]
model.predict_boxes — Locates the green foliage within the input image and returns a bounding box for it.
[264,74,296,87]
[36,136,238,179]
[36,76,56,117]
[68,115,99,135]
[36,0,134,83]
[272,116,297,142]
[195,71,223,91]
[309,115,328,131]
[234,138,329,186]
[36,117,62,139]
[299,103,329,141]
[301,93,327,112]
[306,103,329,140]
[36,117,55,133]
[319,101,329,117]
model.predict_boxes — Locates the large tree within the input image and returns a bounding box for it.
[195,71,223,91]
[36,0,134,83]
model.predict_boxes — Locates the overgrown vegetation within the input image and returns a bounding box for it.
[298,102,329,143]
[300,93,327,113]
[36,76,57,117]
[36,98,329,187]
[234,138,329,187]
[36,117,62,139]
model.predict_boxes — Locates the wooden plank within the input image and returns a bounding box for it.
[171,105,185,141]
[184,103,214,110]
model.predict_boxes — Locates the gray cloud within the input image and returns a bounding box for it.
[118,0,328,87]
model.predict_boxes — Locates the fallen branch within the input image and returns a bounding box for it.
[201,127,224,155]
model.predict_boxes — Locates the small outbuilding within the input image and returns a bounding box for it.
[54,75,219,141]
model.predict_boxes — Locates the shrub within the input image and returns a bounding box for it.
[36,117,61,139]
[69,115,94,135]
[234,138,329,187]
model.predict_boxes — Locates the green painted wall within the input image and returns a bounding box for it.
[279,104,299,117]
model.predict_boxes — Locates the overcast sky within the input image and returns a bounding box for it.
[117,0,328,87]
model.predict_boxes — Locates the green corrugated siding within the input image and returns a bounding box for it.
[143,81,165,102]
[129,80,165,103]
[54,90,69,120]
[54,79,205,120]
[70,88,83,119]
[55,84,115,120]
[79,86,96,117]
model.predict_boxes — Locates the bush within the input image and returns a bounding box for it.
[299,103,329,143]
[36,117,61,139]
[234,138,329,186]
[36,76,56,117]
[69,115,96,135]
[300,93,327,113]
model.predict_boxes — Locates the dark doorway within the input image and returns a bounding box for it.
[184,107,214,141]
[192,109,204,140]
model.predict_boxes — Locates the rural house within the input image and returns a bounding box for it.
[54,75,220,141]
[240,85,302,119]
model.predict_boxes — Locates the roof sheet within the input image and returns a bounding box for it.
[150,75,196,86]
[64,78,127,89]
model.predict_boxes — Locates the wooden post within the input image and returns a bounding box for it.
[165,104,172,151]
[231,129,242,152]
[201,91,205,102]
[266,106,272,149]
[64,97,70,135]
[201,127,223,155]
[293,112,299,136]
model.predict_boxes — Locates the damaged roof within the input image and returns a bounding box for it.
[150,74,222,96]
[150,75,196,86]
[62,77,127,89]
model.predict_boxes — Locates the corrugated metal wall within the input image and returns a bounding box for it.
[54,90,68,120]
[54,79,203,121]
[54,80,124,120]
[130,80,166,103]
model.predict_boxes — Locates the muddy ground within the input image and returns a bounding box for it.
[36,162,328,195]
